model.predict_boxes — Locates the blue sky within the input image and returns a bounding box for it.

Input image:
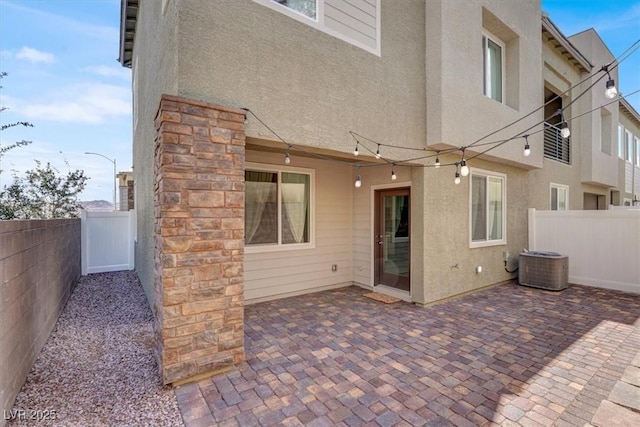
[0,0,638,203]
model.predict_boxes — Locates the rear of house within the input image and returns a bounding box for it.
[119,0,633,385]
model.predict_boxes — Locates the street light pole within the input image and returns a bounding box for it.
[85,152,117,211]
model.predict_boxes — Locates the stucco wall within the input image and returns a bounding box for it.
[426,0,543,168]
[132,0,179,305]
[176,0,426,156]
[351,154,527,305]
[0,219,80,424]
[529,38,585,210]
[569,29,619,188]
[418,155,529,304]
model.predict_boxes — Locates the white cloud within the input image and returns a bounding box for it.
[15,46,55,64]
[82,65,131,80]
[13,83,131,124]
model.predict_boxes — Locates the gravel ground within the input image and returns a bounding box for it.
[8,271,183,427]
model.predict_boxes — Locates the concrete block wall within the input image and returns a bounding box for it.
[0,219,81,424]
[153,94,245,385]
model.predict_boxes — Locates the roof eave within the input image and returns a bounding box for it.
[620,98,640,127]
[541,14,592,74]
[118,0,138,68]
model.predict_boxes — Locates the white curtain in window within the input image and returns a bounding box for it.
[488,177,502,240]
[281,173,309,244]
[245,172,276,244]
[472,175,486,241]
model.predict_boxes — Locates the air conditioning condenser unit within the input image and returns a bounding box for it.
[518,251,568,291]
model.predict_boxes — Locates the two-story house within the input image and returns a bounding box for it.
[119,0,633,385]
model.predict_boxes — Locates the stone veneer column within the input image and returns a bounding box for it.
[153,94,245,385]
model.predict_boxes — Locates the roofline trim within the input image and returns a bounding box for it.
[541,13,593,73]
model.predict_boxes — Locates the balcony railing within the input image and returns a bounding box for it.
[544,122,570,164]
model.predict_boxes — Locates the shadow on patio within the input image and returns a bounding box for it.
[177,282,640,427]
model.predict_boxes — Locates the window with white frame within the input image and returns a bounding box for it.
[625,130,633,162]
[272,0,316,19]
[550,184,569,210]
[470,169,506,247]
[245,165,313,250]
[635,136,640,166]
[482,32,504,103]
[254,0,380,55]
[618,124,625,159]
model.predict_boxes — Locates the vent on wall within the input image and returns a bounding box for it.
[519,251,568,291]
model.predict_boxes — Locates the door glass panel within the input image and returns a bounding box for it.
[383,195,409,279]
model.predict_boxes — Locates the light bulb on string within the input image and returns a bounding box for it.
[605,79,617,99]
[558,109,571,139]
[284,151,291,164]
[435,152,441,169]
[391,164,397,181]
[460,161,469,177]
[355,166,362,188]
[602,65,618,99]
[353,142,359,157]
[523,135,531,157]
[460,149,469,177]
[375,144,381,159]
[454,164,461,185]
[243,115,248,125]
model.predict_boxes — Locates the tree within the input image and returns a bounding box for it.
[1,72,89,219]
[0,161,88,219]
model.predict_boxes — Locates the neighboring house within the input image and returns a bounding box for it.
[116,171,135,211]
[118,0,634,385]
[617,98,640,206]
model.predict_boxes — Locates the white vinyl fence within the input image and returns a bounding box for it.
[528,208,640,294]
[81,210,135,275]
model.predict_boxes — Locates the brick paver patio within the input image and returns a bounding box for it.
[175,282,640,426]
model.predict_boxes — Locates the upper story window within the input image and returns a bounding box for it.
[470,169,506,248]
[245,164,314,252]
[274,0,316,19]
[635,137,640,166]
[550,183,568,210]
[255,0,380,56]
[618,124,625,159]
[625,130,633,163]
[483,32,504,103]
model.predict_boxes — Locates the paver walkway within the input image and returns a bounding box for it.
[176,282,640,427]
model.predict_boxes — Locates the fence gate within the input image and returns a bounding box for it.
[81,210,135,275]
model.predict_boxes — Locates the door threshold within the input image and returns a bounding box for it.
[373,285,411,302]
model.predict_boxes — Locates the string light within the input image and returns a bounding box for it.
[602,65,618,99]
[558,109,571,139]
[284,151,291,164]
[241,36,640,189]
[355,166,362,188]
[523,135,531,157]
[391,164,397,181]
[605,79,617,99]
[460,148,469,177]
[244,115,248,125]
